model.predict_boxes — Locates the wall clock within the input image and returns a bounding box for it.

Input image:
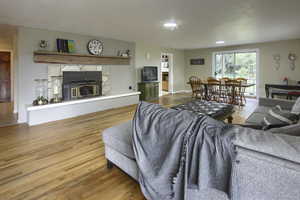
[87,39,103,56]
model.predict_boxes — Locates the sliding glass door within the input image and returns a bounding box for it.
[213,50,257,96]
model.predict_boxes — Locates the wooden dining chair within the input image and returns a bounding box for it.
[224,79,239,105]
[189,76,205,99]
[236,78,247,105]
[207,79,221,102]
[219,78,231,103]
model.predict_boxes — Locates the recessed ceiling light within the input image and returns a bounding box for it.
[216,41,225,44]
[163,22,178,30]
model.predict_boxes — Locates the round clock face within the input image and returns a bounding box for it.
[87,39,103,55]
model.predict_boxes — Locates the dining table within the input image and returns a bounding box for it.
[187,81,255,105]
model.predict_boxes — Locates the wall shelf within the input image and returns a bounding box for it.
[33,51,130,65]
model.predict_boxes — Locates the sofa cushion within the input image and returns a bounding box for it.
[252,106,270,114]
[262,106,299,130]
[102,120,134,159]
[258,98,295,111]
[269,123,300,136]
[245,112,267,125]
[234,127,300,164]
[291,97,300,114]
[254,105,290,114]
[245,105,286,126]
[262,107,298,130]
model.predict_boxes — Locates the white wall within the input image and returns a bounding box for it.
[184,39,300,97]
[17,27,136,123]
[135,42,186,93]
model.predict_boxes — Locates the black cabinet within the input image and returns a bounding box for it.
[138,82,159,101]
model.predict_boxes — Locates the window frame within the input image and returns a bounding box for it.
[212,49,260,97]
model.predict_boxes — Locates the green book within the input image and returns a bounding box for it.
[67,40,76,53]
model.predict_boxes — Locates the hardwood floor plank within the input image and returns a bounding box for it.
[0,93,254,200]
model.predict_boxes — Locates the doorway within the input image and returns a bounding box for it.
[0,51,16,126]
[0,52,11,102]
[160,53,173,96]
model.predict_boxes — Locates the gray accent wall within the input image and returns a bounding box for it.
[17,27,136,123]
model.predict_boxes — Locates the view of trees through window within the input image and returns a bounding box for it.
[214,51,257,96]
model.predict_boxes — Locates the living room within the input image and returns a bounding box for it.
[0,0,300,200]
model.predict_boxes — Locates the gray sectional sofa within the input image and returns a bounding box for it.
[245,97,300,134]
[246,97,297,125]
[102,98,300,200]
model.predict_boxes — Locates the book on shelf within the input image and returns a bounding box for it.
[67,40,76,53]
[56,39,76,53]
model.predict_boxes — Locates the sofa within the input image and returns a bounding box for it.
[246,97,296,125]
[245,97,300,134]
[102,98,300,200]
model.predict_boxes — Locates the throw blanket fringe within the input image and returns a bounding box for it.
[132,102,236,200]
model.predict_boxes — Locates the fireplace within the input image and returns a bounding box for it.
[63,71,102,101]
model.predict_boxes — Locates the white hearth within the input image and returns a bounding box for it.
[27,92,140,126]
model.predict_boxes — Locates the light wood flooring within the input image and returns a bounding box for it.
[0,93,257,200]
[0,102,18,127]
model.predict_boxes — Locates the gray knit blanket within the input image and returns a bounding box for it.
[132,102,236,200]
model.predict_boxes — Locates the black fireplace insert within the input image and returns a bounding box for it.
[62,71,102,101]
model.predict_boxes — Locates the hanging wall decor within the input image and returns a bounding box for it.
[273,54,280,70]
[39,40,49,50]
[288,53,297,71]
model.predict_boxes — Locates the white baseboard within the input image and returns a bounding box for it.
[171,90,192,94]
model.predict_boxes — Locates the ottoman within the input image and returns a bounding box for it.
[172,100,234,123]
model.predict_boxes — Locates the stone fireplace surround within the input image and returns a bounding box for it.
[48,64,111,101]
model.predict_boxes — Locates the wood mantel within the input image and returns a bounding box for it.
[33,51,130,65]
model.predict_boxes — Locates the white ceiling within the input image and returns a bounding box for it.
[0,0,300,49]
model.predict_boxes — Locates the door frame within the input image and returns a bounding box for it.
[212,48,260,98]
[0,50,14,103]
[160,52,174,96]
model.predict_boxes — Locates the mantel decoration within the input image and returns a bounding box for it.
[50,76,63,103]
[288,53,297,71]
[273,54,280,70]
[87,39,103,56]
[33,79,48,106]
[39,40,49,50]
[117,49,131,57]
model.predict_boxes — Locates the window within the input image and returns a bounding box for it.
[213,50,257,96]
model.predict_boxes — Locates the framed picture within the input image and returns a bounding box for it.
[190,58,205,65]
